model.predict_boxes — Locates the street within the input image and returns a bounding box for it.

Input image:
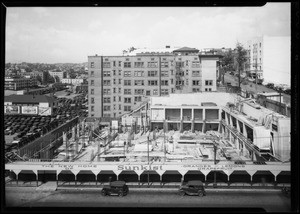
[223,73,290,105]
[5,187,291,212]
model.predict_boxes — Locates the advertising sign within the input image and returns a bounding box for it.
[38,107,52,116]
[22,106,38,115]
[5,105,19,114]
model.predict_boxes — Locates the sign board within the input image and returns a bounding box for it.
[38,107,52,116]
[22,106,38,115]
[112,120,118,130]
[5,105,19,114]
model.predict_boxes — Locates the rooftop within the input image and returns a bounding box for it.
[4,94,56,104]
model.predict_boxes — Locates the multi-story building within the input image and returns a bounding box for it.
[246,36,290,86]
[48,70,66,82]
[5,77,38,91]
[88,47,222,118]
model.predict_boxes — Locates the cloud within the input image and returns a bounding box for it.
[88,21,103,31]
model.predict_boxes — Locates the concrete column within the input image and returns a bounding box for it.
[180,120,183,133]
[191,120,195,133]
[180,108,183,120]
[202,121,206,133]
[77,124,80,138]
[203,109,205,121]
[191,109,194,121]
[243,123,247,138]
[75,174,77,186]
[138,175,140,187]
[229,115,233,127]
[116,174,119,181]
[72,126,76,140]
[236,120,241,133]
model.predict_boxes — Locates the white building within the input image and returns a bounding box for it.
[61,78,84,85]
[246,36,290,86]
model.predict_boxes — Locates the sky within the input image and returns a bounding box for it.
[6,3,291,63]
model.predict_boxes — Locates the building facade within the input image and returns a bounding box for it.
[48,71,66,82]
[61,78,84,85]
[88,47,222,118]
[246,36,290,86]
[5,77,38,91]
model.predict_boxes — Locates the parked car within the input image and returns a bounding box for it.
[178,180,206,197]
[101,181,129,197]
[266,83,274,89]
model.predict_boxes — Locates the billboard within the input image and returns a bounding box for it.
[5,105,20,114]
[22,106,38,115]
[38,107,52,116]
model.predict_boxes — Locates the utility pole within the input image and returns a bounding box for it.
[254,59,258,92]
[147,136,150,187]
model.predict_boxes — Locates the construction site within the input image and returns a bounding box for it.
[5,92,290,188]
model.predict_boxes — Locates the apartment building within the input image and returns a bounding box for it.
[61,78,84,85]
[5,77,38,91]
[88,47,222,118]
[246,36,290,85]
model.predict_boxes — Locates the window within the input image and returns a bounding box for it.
[171,70,174,75]
[103,71,111,77]
[146,90,151,96]
[161,89,169,95]
[113,88,116,93]
[90,71,94,77]
[103,62,111,68]
[208,88,212,91]
[124,97,131,103]
[113,70,116,76]
[103,113,110,117]
[118,70,121,76]
[193,80,200,86]
[161,80,168,86]
[113,96,116,102]
[161,71,168,77]
[161,62,169,68]
[205,80,213,86]
[193,88,200,92]
[134,96,142,102]
[176,80,184,85]
[91,114,94,117]
[91,80,94,86]
[176,71,184,76]
[186,60,189,66]
[103,89,111,95]
[153,89,158,95]
[148,70,158,77]
[119,104,121,110]
[124,89,131,95]
[104,106,111,111]
[113,79,116,85]
[118,88,121,93]
[147,62,158,68]
[124,80,131,86]
[91,97,95,104]
[192,70,200,76]
[103,97,111,103]
[205,88,208,91]
[113,61,116,67]
[192,61,200,68]
[90,62,94,68]
[148,80,158,86]
[124,62,131,68]
[124,106,131,111]
[119,96,121,102]
[91,89,94,95]
[119,79,121,84]
[114,113,116,117]
[114,105,116,110]
[90,105,94,112]
[134,80,144,86]
[134,71,144,77]
[134,89,144,95]
[118,61,121,67]
[186,70,189,76]
[134,62,144,68]
[124,71,131,77]
[176,61,184,67]
[103,80,111,86]
[171,79,174,84]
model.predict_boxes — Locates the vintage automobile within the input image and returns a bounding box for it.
[179,180,206,197]
[101,181,129,197]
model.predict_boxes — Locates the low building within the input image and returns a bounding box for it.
[61,78,84,85]
[48,70,66,82]
[4,94,57,116]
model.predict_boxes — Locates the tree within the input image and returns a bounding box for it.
[220,49,234,84]
[235,42,248,90]
[36,75,42,84]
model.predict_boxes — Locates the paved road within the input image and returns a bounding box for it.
[5,187,291,212]
[223,73,290,105]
